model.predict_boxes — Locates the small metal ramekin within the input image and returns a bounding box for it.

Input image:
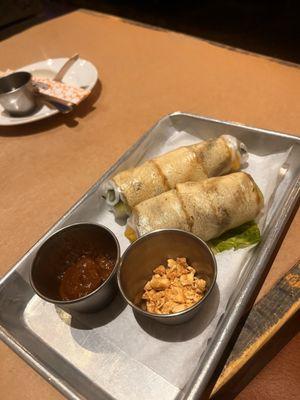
[30,223,120,313]
[0,71,37,116]
[117,229,217,325]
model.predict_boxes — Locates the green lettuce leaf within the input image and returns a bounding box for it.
[209,221,261,254]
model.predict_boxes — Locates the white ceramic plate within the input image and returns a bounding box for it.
[0,58,98,126]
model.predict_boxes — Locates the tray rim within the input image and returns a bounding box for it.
[1,111,300,400]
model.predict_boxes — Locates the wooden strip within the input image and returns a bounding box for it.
[212,262,300,396]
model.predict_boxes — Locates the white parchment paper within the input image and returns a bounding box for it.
[25,130,291,391]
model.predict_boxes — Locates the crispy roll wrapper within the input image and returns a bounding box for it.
[128,172,264,241]
[105,135,248,210]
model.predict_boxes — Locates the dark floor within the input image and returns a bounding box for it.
[1,0,300,64]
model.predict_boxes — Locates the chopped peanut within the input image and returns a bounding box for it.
[196,279,207,292]
[138,258,207,315]
[171,303,187,313]
[149,276,170,290]
[153,265,166,275]
[180,271,195,286]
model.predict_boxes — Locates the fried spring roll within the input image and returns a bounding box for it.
[104,135,248,218]
[126,172,264,242]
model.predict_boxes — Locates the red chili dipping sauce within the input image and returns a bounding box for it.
[59,253,115,301]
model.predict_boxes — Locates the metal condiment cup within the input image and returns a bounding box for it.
[117,229,217,325]
[30,223,120,313]
[0,71,37,116]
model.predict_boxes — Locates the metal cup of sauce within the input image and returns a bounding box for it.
[0,71,37,116]
[118,229,217,325]
[30,223,120,313]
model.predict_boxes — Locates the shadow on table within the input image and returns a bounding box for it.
[134,284,220,342]
[0,79,102,137]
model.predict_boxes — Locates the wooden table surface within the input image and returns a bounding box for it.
[0,10,299,400]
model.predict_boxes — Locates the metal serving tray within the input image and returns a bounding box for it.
[1,112,299,400]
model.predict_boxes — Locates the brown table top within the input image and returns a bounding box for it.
[0,10,299,400]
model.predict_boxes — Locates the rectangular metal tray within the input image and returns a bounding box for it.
[1,112,299,400]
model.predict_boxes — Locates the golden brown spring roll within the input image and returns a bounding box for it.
[104,135,248,217]
[126,172,263,242]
